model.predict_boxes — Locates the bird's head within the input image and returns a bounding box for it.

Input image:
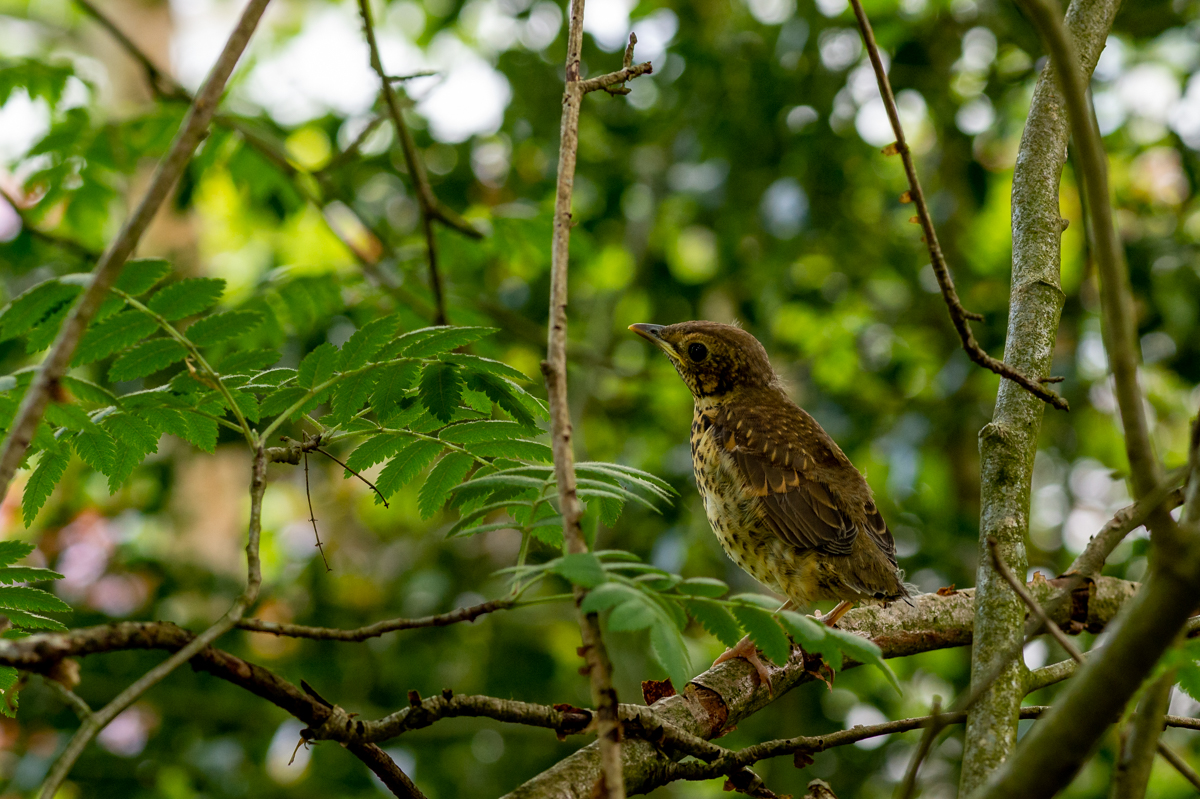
[629,321,777,399]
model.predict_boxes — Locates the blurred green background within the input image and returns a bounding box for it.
[0,0,1198,795]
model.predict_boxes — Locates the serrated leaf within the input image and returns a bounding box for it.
[594,495,624,527]
[259,386,309,419]
[71,429,115,473]
[108,338,188,381]
[0,585,71,613]
[825,627,899,692]
[779,611,828,651]
[607,598,658,631]
[99,413,159,492]
[338,316,397,370]
[376,439,444,501]
[60,376,115,405]
[23,303,72,353]
[147,277,225,320]
[0,278,82,340]
[529,521,564,548]
[45,402,96,433]
[677,577,730,598]
[3,608,67,632]
[441,353,531,382]
[186,310,265,347]
[342,433,405,474]
[298,342,337,389]
[650,620,692,689]
[684,598,744,647]
[731,604,792,665]
[552,553,606,588]
[220,348,281,373]
[178,411,218,453]
[466,372,543,426]
[419,362,463,423]
[471,440,553,462]
[439,419,527,445]
[0,566,63,584]
[580,582,645,613]
[369,361,420,424]
[1179,659,1200,703]
[418,451,475,518]
[331,370,378,424]
[73,310,157,366]
[221,387,260,423]
[0,664,16,717]
[391,325,497,358]
[114,258,170,296]
[730,593,785,610]
[22,445,69,525]
[0,542,35,568]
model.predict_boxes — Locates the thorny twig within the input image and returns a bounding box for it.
[303,449,332,572]
[847,0,1068,411]
[238,597,516,641]
[316,446,390,507]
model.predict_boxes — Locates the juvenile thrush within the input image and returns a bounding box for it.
[631,321,908,678]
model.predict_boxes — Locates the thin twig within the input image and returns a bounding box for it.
[314,446,389,507]
[388,70,440,83]
[0,0,273,504]
[238,597,516,640]
[1156,741,1200,791]
[37,446,269,798]
[347,743,429,799]
[320,113,386,174]
[847,0,1068,411]
[303,450,332,571]
[73,0,190,101]
[896,697,945,799]
[988,537,1084,661]
[41,675,93,721]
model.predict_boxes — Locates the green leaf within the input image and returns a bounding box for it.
[0,542,35,567]
[71,429,116,473]
[73,310,157,366]
[60,376,116,405]
[677,577,730,598]
[259,386,310,419]
[607,598,658,631]
[338,316,397,370]
[684,598,744,648]
[825,627,899,692]
[2,609,67,632]
[731,604,792,665]
[0,665,16,718]
[343,433,406,474]
[22,445,70,525]
[147,277,225,320]
[220,348,281,373]
[419,362,463,423]
[331,370,378,424]
[530,521,564,548]
[0,278,82,340]
[1179,659,1200,703]
[369,362,420,423]
[552,553,606,588]
[186,310,265,346]
[108,338,188,381]
[418,451,475,518]
[376,439,444,501]
[470,439,553,462]
[441,353,531,382]
[23,303,72,353]
[466,372,542,427]
[0,566,63,584]
[730,593,785,610]
[650,620,692,690]
[298,342,337,389]
[0,585,71,613]
[439,419,528,445]
[390,325,497,358]
[778,611,828,652]
[99,412,159,492]
[178,411,218,453]
[580,582,645,613]
[45,402,97,433]
[114,258,170,296]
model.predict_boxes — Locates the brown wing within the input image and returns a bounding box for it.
[709,397,898,565]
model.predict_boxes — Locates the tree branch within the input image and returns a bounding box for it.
[847,0,1067,411]
[0,0,273,502]
[237,597,516,641]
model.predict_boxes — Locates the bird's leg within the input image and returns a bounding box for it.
[817,599,856,627]
[713,635,773,692]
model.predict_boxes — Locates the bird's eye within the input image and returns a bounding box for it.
[688,342,708,362]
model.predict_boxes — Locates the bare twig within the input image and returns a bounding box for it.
[1155,741,1200,791]
[314,446,389,507]
[358,0,482,325]
[988,537,1084,662]
[303,450,332,572]
[541,17,654,799]
[320,114,386,174]
[37,445,269,798]
[896,698,946,799]
[0,0,273,504]
[238,597,516,640]
[346,743,429,799]
[73,0,190,100]
[41,675,93,721]
[847,0,1068,411]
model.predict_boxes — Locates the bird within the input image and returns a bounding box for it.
[630,320,909,682]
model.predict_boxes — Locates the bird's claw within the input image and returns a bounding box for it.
[713,635,773,694]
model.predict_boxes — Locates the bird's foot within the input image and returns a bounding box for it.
[812,600,856,628]
[804,660,837,691]
[713,635,773,693]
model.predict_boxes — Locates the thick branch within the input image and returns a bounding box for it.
[847,0,1067,411]
[0,0,273,502]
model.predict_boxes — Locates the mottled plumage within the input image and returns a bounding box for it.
[631,321,907,617]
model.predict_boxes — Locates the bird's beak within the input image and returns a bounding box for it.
[628,323,679,360]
